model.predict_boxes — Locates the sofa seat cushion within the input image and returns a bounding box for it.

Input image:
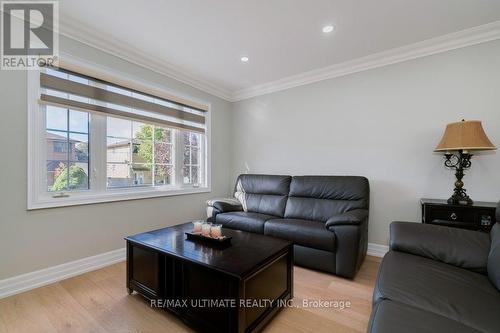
[374,251,500,333]
[216,212,276,234]
[264,219,335,252]
[369,300,481,333]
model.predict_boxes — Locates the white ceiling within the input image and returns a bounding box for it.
[59,0,500,100]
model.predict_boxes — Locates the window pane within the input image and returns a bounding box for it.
[155,127,172,143]
[183,146,190,165]
[68,163,89,190]
[45,107,91,193]
[70,133,89,163]
[47,160,67,191]
[191,147,199,165]
[69,110,89,133]
[47,162,89,192]
[182,165,191,184]
[107,138,131,164]
[107,163,154,188]
[181,130,203,185]
[154,165,172,186]
[132,164,152,186]
[52,141,67,153]
[190,133,199,146]
[191,166,199,184]
[107,163,132,188]
[183,132,190,146]
[47,130,68,157]
[107,117,131,138]
[133,122,152,140]
[46,106,67,131]
[154,142,172,164]
[132,140,152,164]
[182,166,199,185]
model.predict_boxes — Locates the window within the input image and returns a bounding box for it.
[46,106,90,192]
[28,63,210,209]
[106,117,175,188]
[183,132,201,185]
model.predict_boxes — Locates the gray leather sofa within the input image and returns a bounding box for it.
[368,204,500,333]
[207,174,370,278]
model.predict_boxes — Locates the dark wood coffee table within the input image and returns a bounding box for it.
[125,223,293,333]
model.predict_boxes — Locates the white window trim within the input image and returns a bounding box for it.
[27,54,212,210]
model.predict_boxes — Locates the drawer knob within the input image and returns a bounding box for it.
[450,213,458,220]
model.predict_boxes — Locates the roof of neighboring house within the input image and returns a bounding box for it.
[107,140,131,149]
[47,160,65,172]
[46,132,80,143]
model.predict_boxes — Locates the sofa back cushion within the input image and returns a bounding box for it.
[487,202,500,290]
[284,176,369,222]
[234,174,291,217]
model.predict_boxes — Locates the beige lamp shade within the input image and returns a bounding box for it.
[435,120,496,152]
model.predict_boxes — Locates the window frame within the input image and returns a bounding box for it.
[27,57,211,210]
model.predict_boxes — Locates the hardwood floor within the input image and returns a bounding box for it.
[0,256,380,333]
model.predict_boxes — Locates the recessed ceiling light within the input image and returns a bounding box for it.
[322,25,334,33]
[240,56,249,63]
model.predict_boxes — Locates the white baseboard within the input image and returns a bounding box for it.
[0,248,126,299]
[0,242,387,299]
[367,243,389,257]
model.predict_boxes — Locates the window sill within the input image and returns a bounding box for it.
[27,186,211,210]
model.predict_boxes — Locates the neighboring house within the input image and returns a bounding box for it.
[106,140,151,187]
[47,132,150,189]
[46,132,88,188]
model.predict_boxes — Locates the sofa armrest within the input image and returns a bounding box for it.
[327,217,369,278]
[325,209,368,228]
[206,198,243,221]
[390,222,490,273]
[207,198,243,212]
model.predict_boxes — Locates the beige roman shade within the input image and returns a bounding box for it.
[39,67,207,133]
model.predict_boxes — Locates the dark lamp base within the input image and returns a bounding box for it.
[443,150,474,206]
[447,195,473,206]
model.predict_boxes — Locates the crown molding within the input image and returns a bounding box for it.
[59,17,233,101]
[59,17,500,103]
[231,20,500,101]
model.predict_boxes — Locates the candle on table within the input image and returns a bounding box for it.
[193,221,203,233]
[201,223,211,236]
[210,225,222,238]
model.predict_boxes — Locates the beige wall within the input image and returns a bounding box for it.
[0,36,233,280]
[230,40,500,246]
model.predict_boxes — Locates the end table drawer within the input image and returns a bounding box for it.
[421,198,497,232]
[430,207,476,224]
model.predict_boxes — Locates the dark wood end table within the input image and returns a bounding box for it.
[421,198,497,232]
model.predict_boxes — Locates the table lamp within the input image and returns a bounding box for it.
[435,119,496,205]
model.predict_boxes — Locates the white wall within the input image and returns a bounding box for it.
[0,36,233,280]
[231,40,500,245]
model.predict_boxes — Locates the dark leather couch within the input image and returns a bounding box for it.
[368,203,500,333]
[207,174,370,278]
